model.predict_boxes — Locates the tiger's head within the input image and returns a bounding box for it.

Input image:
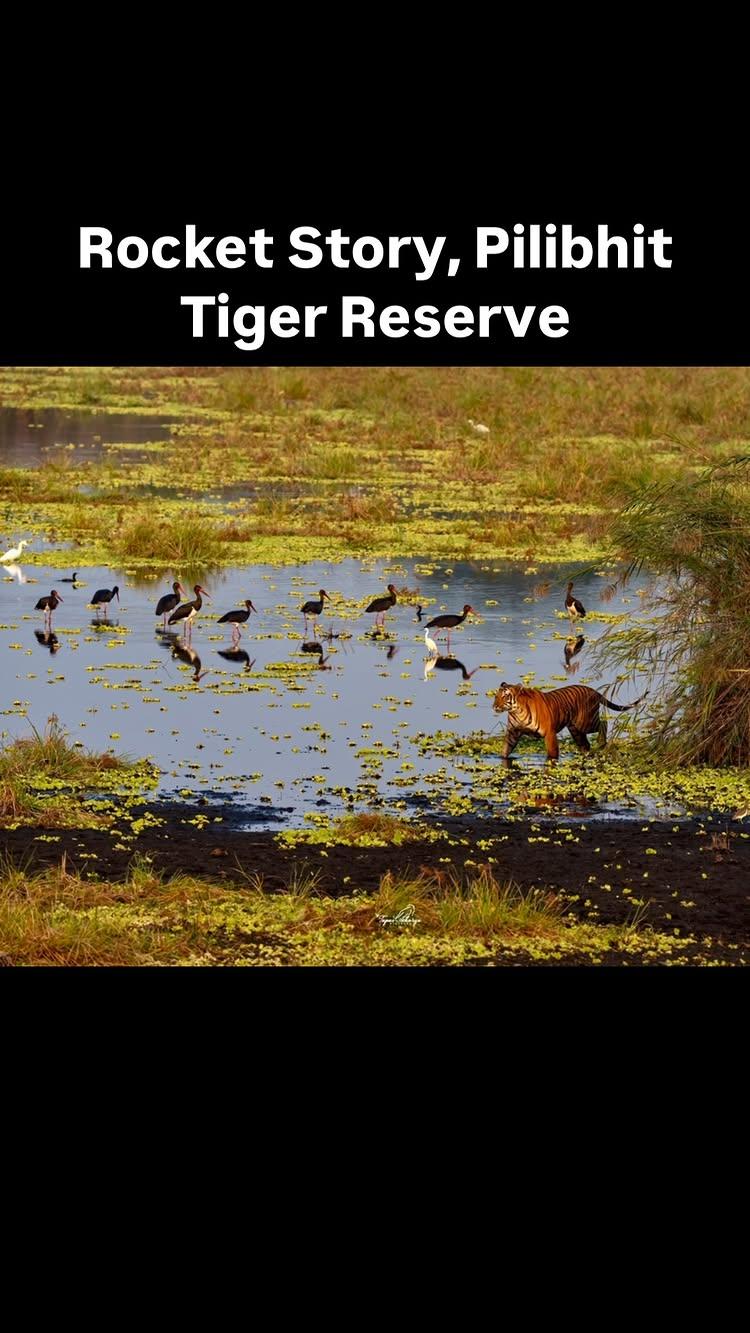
[493,682,518,714]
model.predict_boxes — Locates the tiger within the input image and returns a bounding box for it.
[492,682,647,761]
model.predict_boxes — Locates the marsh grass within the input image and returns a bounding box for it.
[4,366,750,565]
[0,717,149,828]
[215,370,258,412]
[253,494,299,522]
[303,447,361,480]
[0,716,128,783]
[115,511,223,565]
[0,855,651,966]
[601,456,750,765]
[370,864,562,937]
[337,491,400,524]
[331,812,430,845]
[0,457,88,505]
[67,371,119,407]
[0,777,33,820]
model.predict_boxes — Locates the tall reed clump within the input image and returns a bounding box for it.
[114,511,222,566]
[600,456,750,765]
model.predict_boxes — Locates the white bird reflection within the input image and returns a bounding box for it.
[424,653,478,683]
[3,563,27,584]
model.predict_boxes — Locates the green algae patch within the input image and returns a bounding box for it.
[413,730,750,817]
[0,715,159,829]
[276,811,448,850]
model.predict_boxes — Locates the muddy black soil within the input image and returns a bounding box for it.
[2,804,749,964]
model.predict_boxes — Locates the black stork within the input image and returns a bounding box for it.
[168,584,210,637]
[366,583,398,631]
[565,582,586,622]
[218,599,258,640]
[90,585,119,619]
[425,603,474,652]
[300,589,330,634]
[156,580,186,628]
[35,589,63,628]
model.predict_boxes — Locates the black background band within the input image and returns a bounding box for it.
[2,166,744,367]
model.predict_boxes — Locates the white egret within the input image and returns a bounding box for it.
[467,419,490,437]
[0,539,31,562]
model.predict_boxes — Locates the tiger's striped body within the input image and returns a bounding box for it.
[492,682,646,761]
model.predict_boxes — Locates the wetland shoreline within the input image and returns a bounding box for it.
[2,804,747,964]
[3,367,750,965]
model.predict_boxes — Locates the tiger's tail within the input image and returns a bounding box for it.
[599,689,649,712]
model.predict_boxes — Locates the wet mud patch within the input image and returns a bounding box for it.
[2,807,747,963]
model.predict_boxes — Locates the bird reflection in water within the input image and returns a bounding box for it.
[3,563,27,585]
[217,648,256,673]
[171,641,209,682]
[564,635,585,674]
[424,654,478,683]
[34,629,61,654]
[300,642,332,670]
[155,628,180,651]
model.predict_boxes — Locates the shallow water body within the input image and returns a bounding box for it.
[0,406,175,467]
[0,554,670,829]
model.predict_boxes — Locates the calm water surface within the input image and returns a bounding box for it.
[0,555,655,828]
[0,407,174,467]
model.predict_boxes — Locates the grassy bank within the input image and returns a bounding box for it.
[3,366,750,567]
[0,856,703,966]
[0,716,158,829]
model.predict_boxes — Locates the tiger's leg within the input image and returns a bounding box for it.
[543,731,560,761]
[568,726,591,754]
[597,715,608,748]
[502,725,523,763]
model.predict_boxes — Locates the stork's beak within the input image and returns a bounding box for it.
[58,594,64,602]
[249,602,258,613]
[115,589,120,600]
[201,589,211,600]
